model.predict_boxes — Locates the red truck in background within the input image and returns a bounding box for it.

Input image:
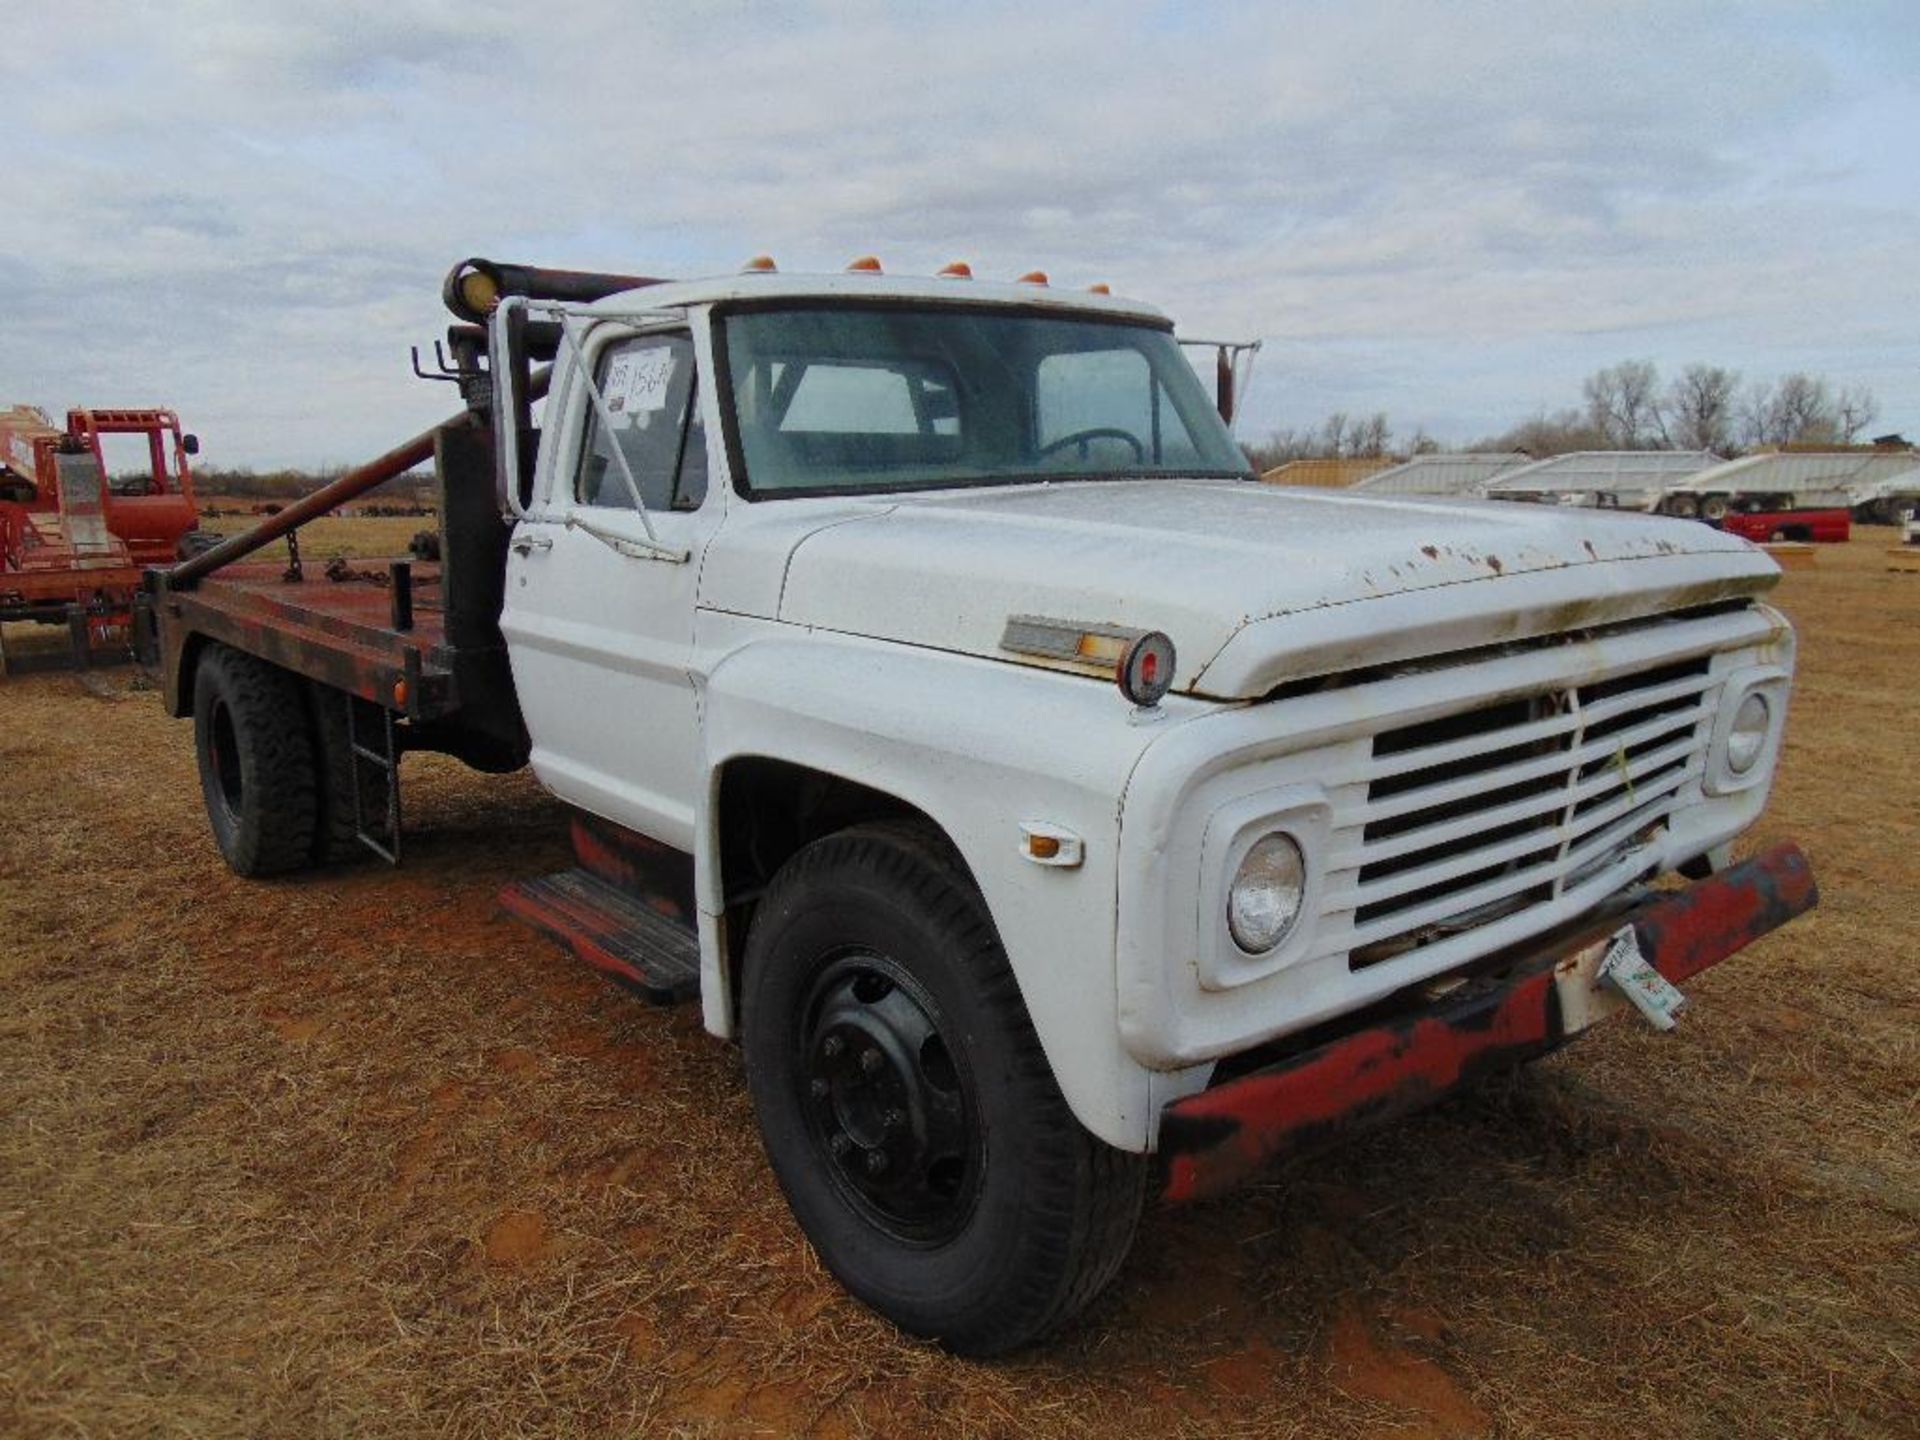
[1714,508,1852,545]
[1,405,206,651]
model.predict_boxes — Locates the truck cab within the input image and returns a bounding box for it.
[154,258,1816,1355]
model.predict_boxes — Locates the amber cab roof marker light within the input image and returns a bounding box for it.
[453,263,502,317]
[936,261,974,279]
[845,255,884,273]
[740,254,778,273]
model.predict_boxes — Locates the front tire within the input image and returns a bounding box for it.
[741,822,1145,1355]
[192,645,319,876]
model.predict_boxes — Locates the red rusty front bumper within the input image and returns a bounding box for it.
[1158,842,1817,1205]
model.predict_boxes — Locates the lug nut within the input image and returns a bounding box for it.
[809,1078,830,1099]
[884,1108,907,1132]
[860,1048,884,1075]
[821,1035,844,1061]
[864,1150,889,1176]
[829,1133,852,1158]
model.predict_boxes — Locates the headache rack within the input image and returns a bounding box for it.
[143,259,669,812]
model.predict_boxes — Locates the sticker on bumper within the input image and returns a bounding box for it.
[1600,925,1689,1031]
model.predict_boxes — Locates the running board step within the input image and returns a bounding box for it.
[500,869,700,1004]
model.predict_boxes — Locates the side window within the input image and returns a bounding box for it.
[576,332,706,511]
[1037,348,1149,448]
[782,364,918,433]
[1153,379,1203,466]
[778,361,959,438]
[736,356,963,483]
[1036,347,1203,465]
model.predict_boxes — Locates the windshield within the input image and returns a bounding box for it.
[719,304,1252,497]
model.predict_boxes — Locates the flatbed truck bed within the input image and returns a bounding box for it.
[147,419,529,778]
[153,558,458,720]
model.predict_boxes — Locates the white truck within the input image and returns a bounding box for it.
[149,257,1818,1354]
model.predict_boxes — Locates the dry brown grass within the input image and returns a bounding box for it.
[2,528,1916,1437]
[198,511,431,563]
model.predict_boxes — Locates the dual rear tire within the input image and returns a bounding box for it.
[193,646,320,876]
[191,644,373,875]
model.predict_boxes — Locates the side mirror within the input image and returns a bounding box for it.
[183,433,201,456]
[489,297,535,518]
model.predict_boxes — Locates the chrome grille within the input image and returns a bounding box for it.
[1338,656,1715,968]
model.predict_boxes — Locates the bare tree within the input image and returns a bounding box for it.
[1476,407,1605,457]
[1835,385,1879,444]
[1350,412,1391,458]
[1664,364,1739,452]
[1583,360,1666,448]
[1249,363,1880,476]
[1770,373,1837,444]
[1248,410,1402,470]
[1737,379,1776,448]
[1244,429,1313,472]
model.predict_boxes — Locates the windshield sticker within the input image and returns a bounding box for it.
[606,347,676,418]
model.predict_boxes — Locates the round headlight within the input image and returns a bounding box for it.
[1228,833,1307,953]
[1726,692,1771,775]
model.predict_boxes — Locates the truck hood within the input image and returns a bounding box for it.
[771,479,1780,700]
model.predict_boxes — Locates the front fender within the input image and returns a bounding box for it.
[697,621,1215,1150]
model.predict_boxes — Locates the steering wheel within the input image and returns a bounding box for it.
[1037,427,1146,463]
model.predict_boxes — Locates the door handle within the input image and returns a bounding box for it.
[510,533,553,556]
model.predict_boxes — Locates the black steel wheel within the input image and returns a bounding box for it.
[192,644,319,876]
[742,821,1145,1356]
[796,949,984,1245]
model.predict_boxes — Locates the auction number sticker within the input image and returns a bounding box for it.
[605,347,676,417]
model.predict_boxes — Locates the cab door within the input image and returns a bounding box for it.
[501,320,719,852]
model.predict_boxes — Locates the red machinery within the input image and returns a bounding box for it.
[1,406,204,635]
[0,405,63,502]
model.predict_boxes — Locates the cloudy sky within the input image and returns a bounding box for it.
[3,1,1915,469]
